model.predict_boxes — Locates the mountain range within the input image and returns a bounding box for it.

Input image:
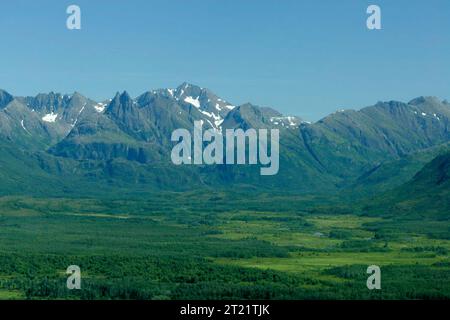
[1,83,450,197]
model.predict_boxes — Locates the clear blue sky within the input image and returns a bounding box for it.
[0,0,449,120]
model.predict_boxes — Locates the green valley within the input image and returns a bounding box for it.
[0,184,448,299]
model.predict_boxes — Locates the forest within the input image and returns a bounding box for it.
[0,192,448,300]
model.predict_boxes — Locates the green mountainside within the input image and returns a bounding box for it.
[385,151,450,217]
[1,83,450,196]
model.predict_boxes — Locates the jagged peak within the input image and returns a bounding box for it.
[0,89,14,108]
[71,91,85,98]
[120,90,130,98]
[110,91,132,103]
[175,82,202,95]
[177,82,200,90]
[105,91,137,117]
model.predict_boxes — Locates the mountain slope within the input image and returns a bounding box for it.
[0,91,97,150]
[361,151,450,220]
[1,84,450,194]
[412,151,450,188]
[349,142,450,195]
[297,97,450,181]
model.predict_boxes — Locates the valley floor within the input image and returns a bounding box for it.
[0,193,449,300]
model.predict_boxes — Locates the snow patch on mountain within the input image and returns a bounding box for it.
[184,96,201,108]
[270,116,300,128]
[94,102,107,113]
[42,112,58,123]
[20,119,31,134]
[72,103,87,127]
